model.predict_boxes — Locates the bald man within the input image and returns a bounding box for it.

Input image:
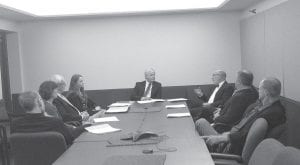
[130,68,162,101]
[189,70,234,122]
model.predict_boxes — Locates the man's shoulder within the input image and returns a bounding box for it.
[153,81,162,86]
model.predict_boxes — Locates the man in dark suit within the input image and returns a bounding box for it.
[196,70,259,133]
[189,70,234,122]
[199,77,286,155]
[11,91,77,145]
[130,68,162,101]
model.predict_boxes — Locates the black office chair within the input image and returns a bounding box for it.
[0,125,9,165]
[10,131,67,165]
[272,146,300,165]
[211,118,268,165]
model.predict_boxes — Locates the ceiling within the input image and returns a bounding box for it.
[0,0,265,22]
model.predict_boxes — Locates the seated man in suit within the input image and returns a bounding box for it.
[51,74,105,125]
[11,91,79,145]
[195,70,258,133]
[130,68,162,101]
[189,70,234,122]
[198,77,286,155]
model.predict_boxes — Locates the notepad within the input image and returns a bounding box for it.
[167,98,188,102]
[167,113,191,118]
[93,116,119,123]
[165,104,186,109]
[85,124,121,134]
[108,102,131,107]
[106,106,129,113]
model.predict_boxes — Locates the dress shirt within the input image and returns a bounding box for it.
[144,81,152,98]
[208,81,225,103]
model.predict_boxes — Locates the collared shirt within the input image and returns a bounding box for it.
[144,81,152,98]
[208,81,225,103]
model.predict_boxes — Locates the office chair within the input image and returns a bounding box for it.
[211,118,268,165]
[0,125,9,165]
[272,146,300,165]
[10,131,67,165]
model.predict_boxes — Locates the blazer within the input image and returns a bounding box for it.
[67,92,97,115]
[199,81,234,108]
[53,96,82,123]
[228,100,286,155]
[11,113,75,145]
[130,81,162,101]
[214,87,259,132]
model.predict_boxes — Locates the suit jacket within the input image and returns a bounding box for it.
[199,81,234,108]
[228,100,286,155]
[214,87,259,131]
[67,92,97,115]
[53,96,82,123]
[130,81,162,101]
[11,113,75,145]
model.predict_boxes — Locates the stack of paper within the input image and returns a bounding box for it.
[137,99,165,104]
[108,102,131,107]
[167,98,188,102]
[106,106,129,113]
[85,124,121,134]
[93,116,119,123]
[165,104,186,109]
[167,113,191,118]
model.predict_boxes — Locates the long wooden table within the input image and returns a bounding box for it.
[53,101,214,165]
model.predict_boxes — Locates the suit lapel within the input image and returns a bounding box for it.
[214,81,227,101]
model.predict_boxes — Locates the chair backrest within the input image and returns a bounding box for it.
[248,138,284,165]
[10,131,67,165]
[272,146,300,165]
[241,118,268,164]
[0,125,9,165]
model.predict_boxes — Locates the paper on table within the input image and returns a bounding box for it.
[93,116,119,123]
[167,113,191,118]
[106,106,129,113]
[167,98,188,102]
[137,99,165,104]
[151,99,165,102]
[165,104,186,109]
[108,102,131,107]
[85,124,121,134]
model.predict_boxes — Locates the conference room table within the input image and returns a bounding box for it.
[53,100,214,165]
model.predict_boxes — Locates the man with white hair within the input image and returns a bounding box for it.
[130,68,162,101]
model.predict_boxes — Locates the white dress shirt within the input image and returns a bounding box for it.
[207,81,225,103]
[144,81,152,98]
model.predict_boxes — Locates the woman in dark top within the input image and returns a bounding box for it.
[67,74,100,115]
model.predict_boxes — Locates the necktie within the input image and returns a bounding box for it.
[143,83,152,97]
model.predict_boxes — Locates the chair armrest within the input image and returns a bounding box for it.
[211,153,243,163]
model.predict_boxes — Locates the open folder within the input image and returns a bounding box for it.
[85,124,121,134]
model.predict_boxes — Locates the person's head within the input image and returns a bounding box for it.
[144,68,155,83]
[211,70,226,85]
[39,81,59,101]
[69,74,84,92]
[50,74,67,93]
[18,91,45,113]
[258,77,281,101]
[235,70,254,89]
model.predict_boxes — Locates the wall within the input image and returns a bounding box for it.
[18,12,242,91]
[241,0,300,101]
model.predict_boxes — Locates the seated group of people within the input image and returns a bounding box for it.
[11,68,286,157]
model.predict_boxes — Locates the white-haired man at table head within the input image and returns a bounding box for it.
[130,68,162,101]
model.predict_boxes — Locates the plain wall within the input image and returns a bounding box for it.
[17,11,242,91]
[241,0,300,101]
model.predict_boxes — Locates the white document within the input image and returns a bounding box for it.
[93,116,119,123]
[85,124,121,134]
[151,99,165,102]
[108,102,131,107]
[167,113,191,118]
[137,100,155,104]
[165,104,186,109]
[167,98,188,102]
[106,106,129,113]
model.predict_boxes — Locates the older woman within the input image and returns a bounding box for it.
[39,81,62,119]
